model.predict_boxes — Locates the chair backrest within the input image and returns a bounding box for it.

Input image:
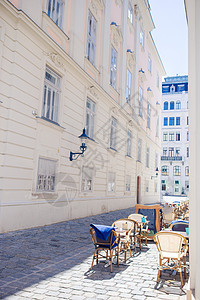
[128,214,145,222]
[162,206,175,223]
[112,218,135,230]
[89,227,115,249]
[170,220,189,232]
[135,204,162,233]
[154,231,186,254]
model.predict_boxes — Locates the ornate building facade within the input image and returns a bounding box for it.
[0,0,165,232]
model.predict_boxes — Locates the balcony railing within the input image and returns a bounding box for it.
[161,156,182,161]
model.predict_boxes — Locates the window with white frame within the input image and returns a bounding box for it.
[86,98,95,139]
[128,3,134,25]
[108,172,116,192]
[137,138,142,161]
[146,147,149,168]
[185,166,189,176]
[140,25,144,47]
[147,102,151,128]
[148,55,152,73]
[163,147,167,156]
[176,101,181,109]
[162,180,166,191]
[176,147,180,156]
[37,158,56,192]
[81,166,93,191]
[127,130,132,156]
[126,69,132,104]
[139,85,143,117]
[187,147,189,157]
[125,175,131,192]
[173,166,181,176]
[185,181,189,190]
[163,132,168,141]
[47,0,64,28]
[110,117,117,150]
[110,46,117,89]
[176,132,181,141]
[87,10,96,65]
[187,131,189,141]
[161,165,169,176]
[42,67,61,123]
[169,132,174,141]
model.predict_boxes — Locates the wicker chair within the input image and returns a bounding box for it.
[128,214,148,245]
[89,225,120,272]
[162,205,175,229]
[112,219,135,261]
[154,231,188,287]
[169,220,189,232]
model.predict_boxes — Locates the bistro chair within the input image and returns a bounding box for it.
[169,220,189,232]
[112,219,134,261]
[128,214,149,246]
[154,231,188,287]
[89,224,120,272]
[162,205,175,229]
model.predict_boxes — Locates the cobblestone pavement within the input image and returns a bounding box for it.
[0,207,188,299]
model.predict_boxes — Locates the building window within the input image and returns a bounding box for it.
[164,101,168,110]
[127,130,132,156]
[147,102,151,128]
[137,138,142,161]
[169,132,174,141]
[187,116,189,125]
[185,166,189,176]
[176,147,180,156]
[187,147,189,157]
[169,117,174,126]
[178,84,185,92]
[173,166,181,176]
[82,166,93,191]
[161,166,169,176]
[185,181,189,190]
[170,101,174,110]
[176,117,180,126]
[110,46,117,89]
[126,69,132,104]
[162,86,169,93]
[47,0,64,29]
[140,25,144,47]
[87,10,97,65]
[42,67,61,123]
[163,147,167,156]
[176,101,181,109]
[155,182,158,193]
[110,117,117,150]
[163,132,168,141]
[128,3,134,25]
[169,147,174,157]
[86,98,95,139]
[155,153,158,169]
[139,86,143,117]
[187,131,189,141]
[108,172,115,192]
[156,115,159,137]
[170,85,175,93]
[157,73,159,88]
[37,158,56,192]
[176,132,181,141]
[145,180,149,192]
[148,56,152,73]
[146,147,150,168]
[162,180,166,191]
[164,117,168,126]
[126,175,131,192]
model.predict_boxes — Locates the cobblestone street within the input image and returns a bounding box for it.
[0,208,188,299]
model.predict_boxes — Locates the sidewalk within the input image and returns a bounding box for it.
[0,207,188,299]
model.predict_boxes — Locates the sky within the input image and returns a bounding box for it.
[149,0,188,77]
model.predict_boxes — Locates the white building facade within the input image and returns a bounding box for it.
[161,76,189,196]
[0,0,165,233]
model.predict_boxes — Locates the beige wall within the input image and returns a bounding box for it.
[0,0,165,233]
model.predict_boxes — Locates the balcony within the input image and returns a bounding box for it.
[161,156,182,161]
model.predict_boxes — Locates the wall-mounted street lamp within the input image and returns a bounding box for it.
[69,128,89,161]
[151,167,159,179]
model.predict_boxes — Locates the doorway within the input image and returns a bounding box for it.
[136,176,140,204]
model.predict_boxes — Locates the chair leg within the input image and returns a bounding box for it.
[127,241,132,257]
[117,248,119,266]
[134,236,137,254]
[91,249,97,270]
[96,250,98,264]
[157,256,162,283]
[184,256,187,279]
[110,251,113,272]
[179,260,183,287]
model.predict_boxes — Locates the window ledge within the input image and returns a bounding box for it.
[36,116,65,132]
[85,57,100,74]
[126,155,132,159]
[108,147,118,153]
[32,192,58,199]
[42,12,70,40]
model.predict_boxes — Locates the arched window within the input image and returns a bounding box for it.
[185,166,189,176]
[173,166,181,176]
[170,101,174,110]
[164,101,168,110]
[176,101,181,109]
[161,166,169,176]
